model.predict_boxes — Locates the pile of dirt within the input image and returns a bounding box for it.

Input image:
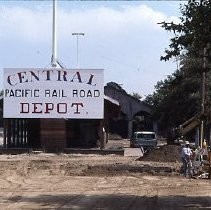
[0,153,181,177]
[140,145,182,162]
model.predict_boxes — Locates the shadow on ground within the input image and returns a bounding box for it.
[3,194,211,210]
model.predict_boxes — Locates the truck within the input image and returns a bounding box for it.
[130,131,157,150]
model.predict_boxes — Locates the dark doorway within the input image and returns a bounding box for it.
[132,111,153,132]
[66,119,99,148]
[28,119,41,149]
[108,112,128,138]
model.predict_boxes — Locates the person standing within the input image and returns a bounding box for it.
[181,141,192,176]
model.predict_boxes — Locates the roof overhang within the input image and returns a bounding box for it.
[104,95,119,106]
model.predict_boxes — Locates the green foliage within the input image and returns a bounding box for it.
[145,68,200,132]
[160,0,211,61]
[145,0,211,137]
[131,92,142,100]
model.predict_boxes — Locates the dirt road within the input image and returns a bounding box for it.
[0,150,210,209]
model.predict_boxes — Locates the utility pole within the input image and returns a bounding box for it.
[51,0,64,68]
[72,33,84,68]
[51,0,58,67]
[200,47,206,148]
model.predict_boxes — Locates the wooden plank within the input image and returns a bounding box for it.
[3,119,7,148]
[40,119,66,152]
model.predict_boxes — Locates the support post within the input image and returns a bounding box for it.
[208,149,211,179]
[209,126,211,146]
[72,33,84,68]
[195,127,200,148]
[200,47,206,148]
[51,0,58,67]
[3,119,7,148]
[98,120,106,150]
[128,120,133,138]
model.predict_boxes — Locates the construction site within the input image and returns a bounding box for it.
[1,0,211,209]
[0,139,211,209]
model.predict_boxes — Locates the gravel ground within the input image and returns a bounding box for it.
[0,140,210,209]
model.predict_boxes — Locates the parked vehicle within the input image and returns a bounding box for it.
[130,131,157,150]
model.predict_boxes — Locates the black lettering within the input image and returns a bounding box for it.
[45,89,50,97]
[7,74,17,86]
[45,103,54,113]
[94,90,100,97]
[42,70,53,81]
[52,90,57,97]
[17,72,28,84]
[71,103,83,114]
[57,103,67,113]
[61,90,67,97]
[32,103,42,113]
[9,90,15,97]
[57,70,67,81]
[4,89,9,97]
[87,90,92,97]
[87,74,96,86]
[15,89,21,97]
[25,89,30,97]
[20,103,29,113]
[80,90,85,97]
[73,90,78,97]
[34,89,39,97]
[30,71,39,82]
[70,72,82,83]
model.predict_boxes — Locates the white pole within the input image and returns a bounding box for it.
[76,35,79,68]
[51,0,57,67]
[72,33,84,68]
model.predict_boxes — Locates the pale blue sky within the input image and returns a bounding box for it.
[0,0,186,97]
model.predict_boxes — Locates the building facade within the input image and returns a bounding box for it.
[104,82,156,138]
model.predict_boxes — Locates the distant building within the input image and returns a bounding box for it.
[104,82,157,138]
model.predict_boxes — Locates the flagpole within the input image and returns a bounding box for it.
[51,0,57,67]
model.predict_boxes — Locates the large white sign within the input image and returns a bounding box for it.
[4,68,104,119]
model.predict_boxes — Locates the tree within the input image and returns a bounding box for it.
[131,92,142,100]
[145,0,211,138]
[145,69,200,134]
[160,0,211,61]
